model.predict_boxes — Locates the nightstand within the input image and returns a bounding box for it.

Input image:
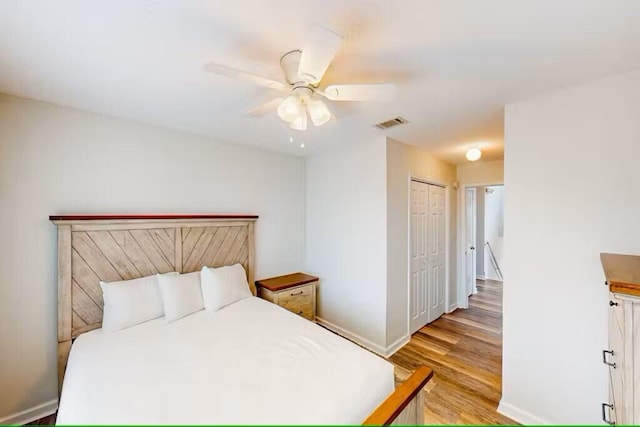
[256,273,318,321]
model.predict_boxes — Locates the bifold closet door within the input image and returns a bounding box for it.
[410,181,446,334]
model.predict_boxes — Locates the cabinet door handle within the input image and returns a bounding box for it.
[602,350,616,368]
[602,403,615,425]
[290,290,304,296]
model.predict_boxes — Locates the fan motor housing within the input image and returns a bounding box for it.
[280,50,305,86]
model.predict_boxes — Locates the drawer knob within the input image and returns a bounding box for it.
[298,310,303,314]
[609,300,618,307]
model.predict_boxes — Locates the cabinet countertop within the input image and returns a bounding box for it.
[601,253,640,297]
[255,272,318,292]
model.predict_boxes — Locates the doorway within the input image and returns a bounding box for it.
[409,179,446,334]
[459,183,504,308]
[465,187,477,297]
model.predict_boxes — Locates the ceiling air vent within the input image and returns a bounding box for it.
[375,116,409,130]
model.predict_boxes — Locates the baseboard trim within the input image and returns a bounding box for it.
[0,399,58,425]
[315,317,388,356]
[385,334,410,357]
[497,400,550,425]
[447,303,458,313]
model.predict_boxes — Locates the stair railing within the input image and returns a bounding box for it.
[485,241,503,281]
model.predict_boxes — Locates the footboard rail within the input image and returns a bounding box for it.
[362,365,433,425]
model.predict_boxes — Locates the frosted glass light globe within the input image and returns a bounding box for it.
[308,99,331,127]
[289,109,308,131]
[277,95,301,122]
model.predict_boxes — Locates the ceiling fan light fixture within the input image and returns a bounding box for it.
[308,99,331,127]
[277,94,301,122]
[466,148,482,162]
[203,26,397,130]
[289,109,308,131]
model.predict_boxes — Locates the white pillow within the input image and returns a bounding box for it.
[100,273,176,332]
[201,264,252,312]
[157,271,204,323]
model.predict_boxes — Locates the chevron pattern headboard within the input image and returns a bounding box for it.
[50,214,257,391]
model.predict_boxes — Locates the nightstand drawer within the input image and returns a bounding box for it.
[279,288,313,318]
[279,284,313,299]
[283,301,314,320]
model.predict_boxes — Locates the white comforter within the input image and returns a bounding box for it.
[57,297,394,424]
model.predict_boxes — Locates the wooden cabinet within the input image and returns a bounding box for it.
[256,273,317,321]
[601,253,640,425]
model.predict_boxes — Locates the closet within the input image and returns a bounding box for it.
[601,253,640,425]
[409,180,446,334]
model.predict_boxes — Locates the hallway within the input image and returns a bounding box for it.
[389,279,515,424]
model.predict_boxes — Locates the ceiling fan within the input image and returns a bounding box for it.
[203,26,396,131]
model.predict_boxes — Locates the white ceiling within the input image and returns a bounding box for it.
[2,1,640,164]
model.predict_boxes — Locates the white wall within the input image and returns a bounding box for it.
[483,186,504,281]
[306,137,456,356]
[457,160,504,184]
[501,69,640,424]
[0,94,305,422]
[386,139,457,349]
[305,136,389,352]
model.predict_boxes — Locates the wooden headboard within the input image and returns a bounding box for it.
[50,214,257,390]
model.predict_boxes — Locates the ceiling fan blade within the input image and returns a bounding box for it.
[244,97,284,117]
[320,83,396,101]
[298,26,342,85]
[203,62,285,91]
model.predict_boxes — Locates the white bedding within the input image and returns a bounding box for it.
[57,297,394,424]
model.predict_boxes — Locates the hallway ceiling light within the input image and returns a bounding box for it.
[466,148,482,161]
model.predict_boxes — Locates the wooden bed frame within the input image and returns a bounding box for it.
[50,214,432,425]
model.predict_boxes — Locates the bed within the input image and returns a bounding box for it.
[50,214,432,425]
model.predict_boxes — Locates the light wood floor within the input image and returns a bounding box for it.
[389,279,516,425]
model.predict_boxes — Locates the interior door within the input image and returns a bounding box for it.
[428,184,446,322]
[410,180,429,334]
[465,188,477,297]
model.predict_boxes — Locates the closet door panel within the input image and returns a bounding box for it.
[409,180,430,333]
[428,184,446,321]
